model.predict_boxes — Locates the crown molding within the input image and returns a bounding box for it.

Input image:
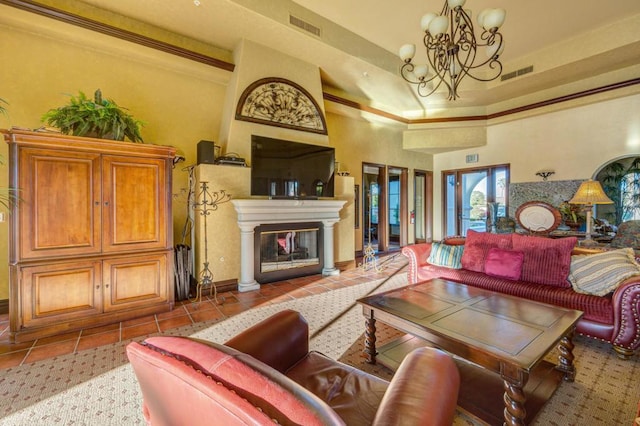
[0,0,235,71]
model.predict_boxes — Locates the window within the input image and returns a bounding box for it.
[597,156,640,225]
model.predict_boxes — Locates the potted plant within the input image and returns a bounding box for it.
[41,89,144,142]
[558,201,585,230]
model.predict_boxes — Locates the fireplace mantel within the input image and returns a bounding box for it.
[232,199,347,292]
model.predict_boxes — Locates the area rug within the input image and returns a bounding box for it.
[0,270,638,425]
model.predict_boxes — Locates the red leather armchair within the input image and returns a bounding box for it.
[127,309,460,425]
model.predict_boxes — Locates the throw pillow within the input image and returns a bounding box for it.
[460,230,513,273]
[511,234,577,288]
[427,242,464,269]
[569,248,640,296]
[484,248,524,280]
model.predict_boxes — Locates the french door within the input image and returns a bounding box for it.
[362,163,408,253]
[443,165,509,237]
[414,170,433,243]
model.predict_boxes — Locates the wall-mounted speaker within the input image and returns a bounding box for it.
[197,140,217,165]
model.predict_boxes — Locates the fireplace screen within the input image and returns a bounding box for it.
[260,227,319,272]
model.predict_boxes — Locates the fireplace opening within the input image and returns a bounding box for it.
[254,222,323,283]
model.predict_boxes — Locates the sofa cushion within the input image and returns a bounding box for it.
[485,248,524,280]
[428,242,464,269]
[569,248,640,296]
[511,234,577,288]
[460,230,513,273]
[286,351,388,425]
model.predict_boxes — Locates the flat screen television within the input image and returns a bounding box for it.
[251,135,335,198]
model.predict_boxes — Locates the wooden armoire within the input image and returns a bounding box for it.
[4,129,176,343]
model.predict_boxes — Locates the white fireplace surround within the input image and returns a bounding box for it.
[232,199,347,292]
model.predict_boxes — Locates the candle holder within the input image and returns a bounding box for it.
[192,181,231,304]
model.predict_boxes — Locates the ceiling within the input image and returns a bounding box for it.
[69,0,640,117]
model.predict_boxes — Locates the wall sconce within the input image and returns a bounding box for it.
[535,170,555,181]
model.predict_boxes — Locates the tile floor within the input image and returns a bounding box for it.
[0,254,405,370]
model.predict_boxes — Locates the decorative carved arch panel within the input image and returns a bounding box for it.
[235,77,328,134]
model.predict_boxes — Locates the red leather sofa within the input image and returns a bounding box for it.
[402,231,640,359]
[127,309,460,425]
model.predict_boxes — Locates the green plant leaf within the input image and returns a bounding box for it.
[41,90,144,142]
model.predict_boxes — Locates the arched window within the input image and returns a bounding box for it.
[596,156,640,225]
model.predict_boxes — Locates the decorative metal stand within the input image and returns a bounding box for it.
[192,181,231,304]
[361,193,385,272]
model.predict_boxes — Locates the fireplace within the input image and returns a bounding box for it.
[232,199,346,292]
[254,222,323,283]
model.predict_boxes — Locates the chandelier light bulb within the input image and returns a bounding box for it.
[420,13,438,32]
[414,64,429,80]
[482,8,506,30]
[477,9,489,28]
[399,44,416,62]
[447,0,466,9]
[429,15,449,37]
[486,41,504,58]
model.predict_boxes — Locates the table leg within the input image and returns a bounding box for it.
[364,315,377,364]
[501,364,528,426]
[556,329,577,382]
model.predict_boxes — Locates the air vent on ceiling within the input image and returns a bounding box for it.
[289,14,321,37]
[501,65,534,81]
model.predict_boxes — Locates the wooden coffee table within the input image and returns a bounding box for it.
[357,278,583,426]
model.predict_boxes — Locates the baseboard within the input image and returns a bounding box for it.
[0,299,8,315]
[336,260,356,271]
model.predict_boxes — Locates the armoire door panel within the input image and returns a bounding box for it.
[21,261,102,328]
[103,253,168,312]
[102,156,168,252]
[19,149,102,259]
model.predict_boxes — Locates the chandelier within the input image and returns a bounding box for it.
[399,0,506,100]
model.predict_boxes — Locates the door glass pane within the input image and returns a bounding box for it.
[461,171,488,235]
[445,173,457,236]
[414,174,425,240]
[494,168,507,219]
[388,169,400,248]
[363,167,380,252]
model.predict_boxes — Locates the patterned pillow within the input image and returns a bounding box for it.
[460,230,513,273]
[428,242,464,269]
[569,248,640,296]
[511,234,576,288]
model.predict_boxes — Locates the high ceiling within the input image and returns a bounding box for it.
[71,0,640,117]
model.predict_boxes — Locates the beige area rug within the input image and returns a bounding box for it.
[0,270,638,425]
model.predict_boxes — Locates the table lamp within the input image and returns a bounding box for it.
[569,179,613,246]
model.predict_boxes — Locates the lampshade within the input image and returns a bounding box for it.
[569,180,613,205]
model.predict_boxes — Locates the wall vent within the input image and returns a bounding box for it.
[501,65,534,81]
[466,154,479,163]
[289,15,321,37]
